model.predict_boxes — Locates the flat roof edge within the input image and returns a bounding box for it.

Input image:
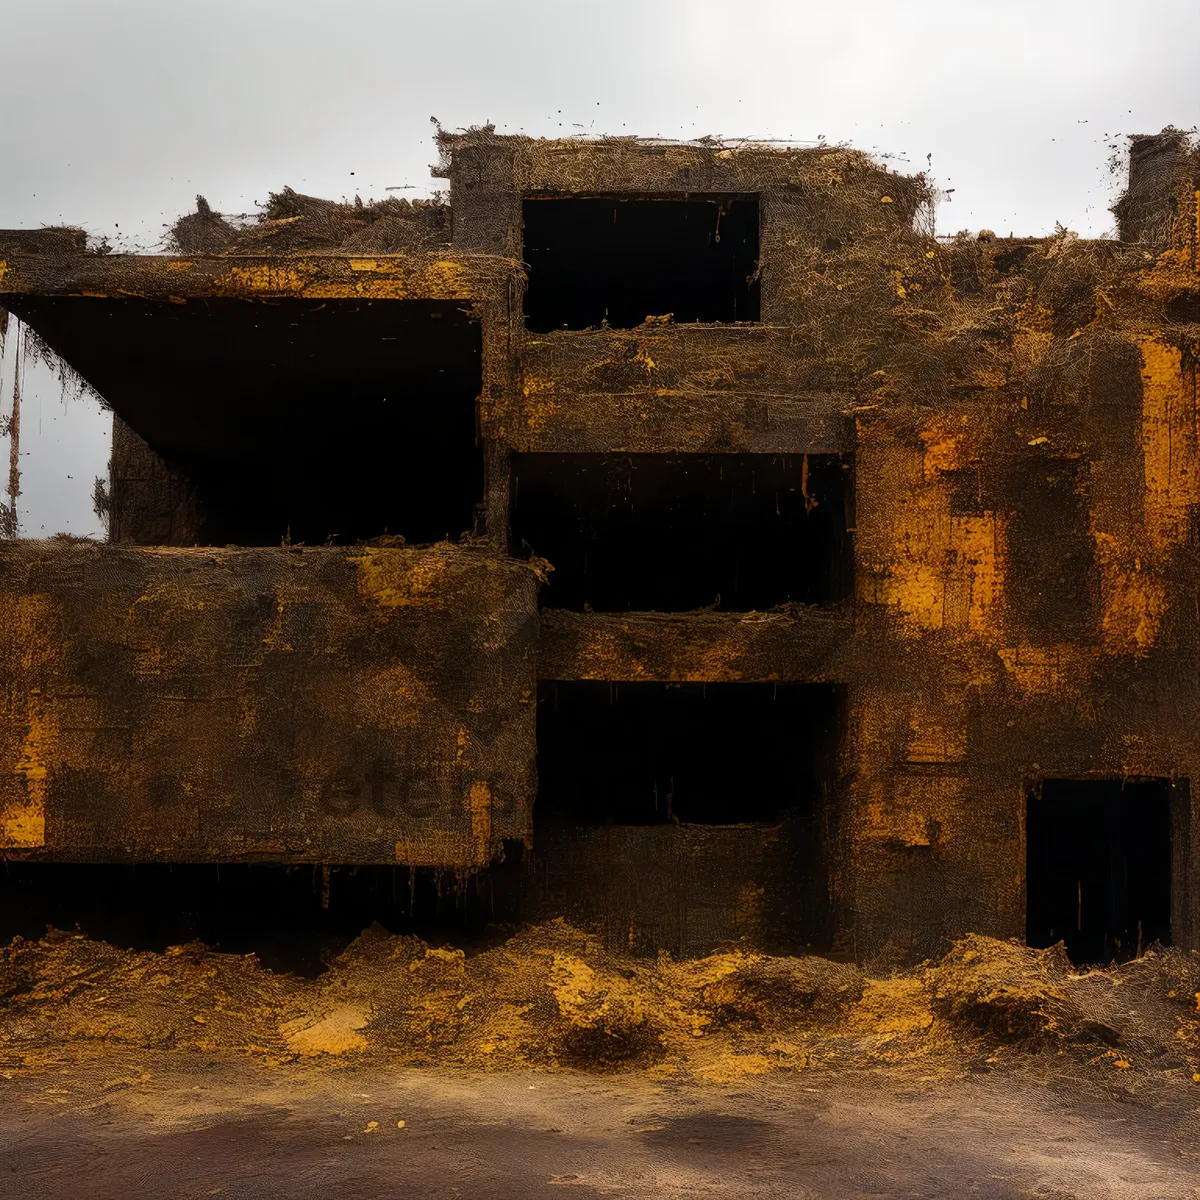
[0,251,522,302]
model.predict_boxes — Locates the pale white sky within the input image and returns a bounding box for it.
[1,0,1196,536]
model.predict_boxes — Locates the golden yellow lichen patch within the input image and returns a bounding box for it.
[573,633,655,682]
[870,502,1003,636]
[393,829,485,869]
[865,799,934,848]
[861,774,968,850]
[1097,555,1166,656]
[1,593,58,673]
[520,375,559,433]
[468,780,492,865]
[955,515,1003,634]
[417,259,469,297]
[4,694,55,848]
[350,549,448,608]
[998,644,1088,696]
[906,704,967,765]
[920,421,971,479]
[219,262,314,296]
[861,429,1004,639]
[0,595,60,850]
[1139,336,1199,553]
[126,580,214,620]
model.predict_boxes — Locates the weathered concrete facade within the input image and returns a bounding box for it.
[1,127,1198,965]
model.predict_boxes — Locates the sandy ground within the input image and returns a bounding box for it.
[0,1049,1197,1199]
[3,926,1198,1196]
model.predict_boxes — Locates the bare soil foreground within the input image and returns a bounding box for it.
[1,922,1198,1197]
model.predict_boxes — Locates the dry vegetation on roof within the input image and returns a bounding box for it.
[167,188,450,255]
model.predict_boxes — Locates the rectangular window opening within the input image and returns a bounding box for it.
[510,452,853,612]
[6,296,484,547]
[1026,777,1177,965]
[535,680,842,828]
[522,195,760,332]
[532,680,843,953]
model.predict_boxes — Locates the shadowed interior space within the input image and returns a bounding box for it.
[522,195,760,331]
[535,681,842,827]
[1026,778,1177,965]
[531,680,843,952]
[510,452,852,612]
[2,296,484,547]
[0,858,526,978]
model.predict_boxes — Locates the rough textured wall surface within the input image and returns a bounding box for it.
[841,193,1200,964]
[107,418,198,546]
[0,541,540,865]
[3,130,1200,966]
[434,129,1200,963]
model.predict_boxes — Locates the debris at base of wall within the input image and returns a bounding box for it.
[1,922,1197,1084]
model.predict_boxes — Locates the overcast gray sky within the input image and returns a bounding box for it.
[1,0,1197,536]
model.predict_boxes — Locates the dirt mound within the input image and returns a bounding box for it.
[290,921,675,1071]
[927,934,1200,1068]
[1059,947,1200,1065]
[698,954,864,1030]
[928,935,1086,1042]
[166,188,450,255]
[0,928,299,1056]
[2,925,1196,1082]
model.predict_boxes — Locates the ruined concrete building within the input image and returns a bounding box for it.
[1,127,1198,967]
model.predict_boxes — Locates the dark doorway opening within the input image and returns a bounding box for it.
[4,296,484,547]
[510,453,852,612]
[531,680,843,953]
[522,195,760,332]
[1026,778,1176,964]
[0,858,527,979]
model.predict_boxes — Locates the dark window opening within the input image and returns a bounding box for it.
[522,195,760,332]
[0,858,527,979]
[533,680,842,953]
[510,452,853,612]
[535,680,842,827]
[1026,778,1176,965]
[4,296,484,547]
